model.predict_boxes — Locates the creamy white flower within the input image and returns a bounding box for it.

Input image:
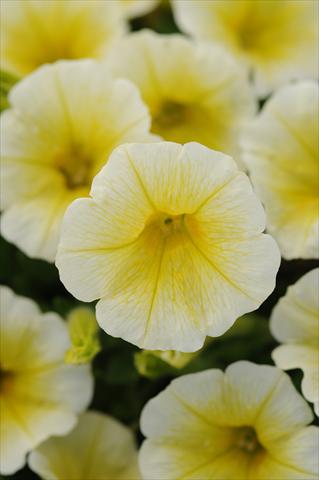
[271,268,319,416]
[29,411,140,480]
[140,361,318,479]
[0,60,156,261]
[56,141,280,352]
[0,286,93,475]
[0,0,125,76]
[172,0,318,96]
[107,30,256,157]
[241,81,319,259]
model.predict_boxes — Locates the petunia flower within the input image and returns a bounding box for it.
[271,268,319,416]
[0,59,156,262]
[56,141,280,352]
[28,411,140,480]
[139,361,319,479]
[172,0,318,96]
[119,0,159,19]
[0,286,93,475]
[107,30,256,156]
[241,81,318,260]
[0,0,125,77]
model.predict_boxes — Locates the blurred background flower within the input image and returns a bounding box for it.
[241,81,318,259]
[28,411,140,480]
[0,0,125,77]
[172,0,318,96]
[0,287,93,475]
[107,30,256,157]
[271,268,319,416]
[0,60,155,261]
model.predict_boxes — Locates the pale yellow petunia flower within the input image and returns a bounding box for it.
[0,286,93,476]
[0,59,156,262]
[241,81,319,260]
[119,0,159,19]
[139,361,319,479]
[56,142,280,352]
[271,268,319,416]
[0,0,126,77]
[172,0,318,96]
[28,411,140,480]
[107,30,256,156]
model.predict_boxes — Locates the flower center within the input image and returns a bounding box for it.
[235,427,262,453]
[153,101,187,130]
[54,144,93,189]
[145,212,186,241]
[159,213,185,237]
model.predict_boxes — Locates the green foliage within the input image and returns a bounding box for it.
[0,70,19,112]
[65,307,101,364]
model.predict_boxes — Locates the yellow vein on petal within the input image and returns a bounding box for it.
[170,389,223,430]
[3,399,35,442]
[192,73,238,105]
[37,192,69,256]
[95,113,149,167]
[252,374,285,426]
[263,452,316,478]
[142,239,166,344]
[61,233,144,254]
[179,446,238,480]
[54,69,75,143]
[125,148,157,211]
[183,226,255,301]
[142,41,163,97]
[81,420,105,479]
[269,108,316,159]
[193,174,238,215]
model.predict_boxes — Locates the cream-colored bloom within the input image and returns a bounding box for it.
[140,361,319,479]
[107,30,256,156]
[271,269,319,416]
[0,60,155,262]
[0,286,93,475]
[119,0,159,19]
[56,141,280,352]
[241,81,318,260]
[0,0,125,77]
[172,0,318,96]
[29,411,140,480]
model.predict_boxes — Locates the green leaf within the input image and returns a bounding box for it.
[0,70,19,112]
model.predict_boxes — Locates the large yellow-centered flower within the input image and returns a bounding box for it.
[241,81,319,260]
[172,0,318,96]
[271,269,319,416]
[56,142,280,352]
[0,0,125,77]
[0,60,155,262]
[0,286,93,475]
[107,30,256,156]
[139,361,319,479]
[28,411,140,480]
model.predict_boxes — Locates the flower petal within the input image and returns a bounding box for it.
[29,411,140,480]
